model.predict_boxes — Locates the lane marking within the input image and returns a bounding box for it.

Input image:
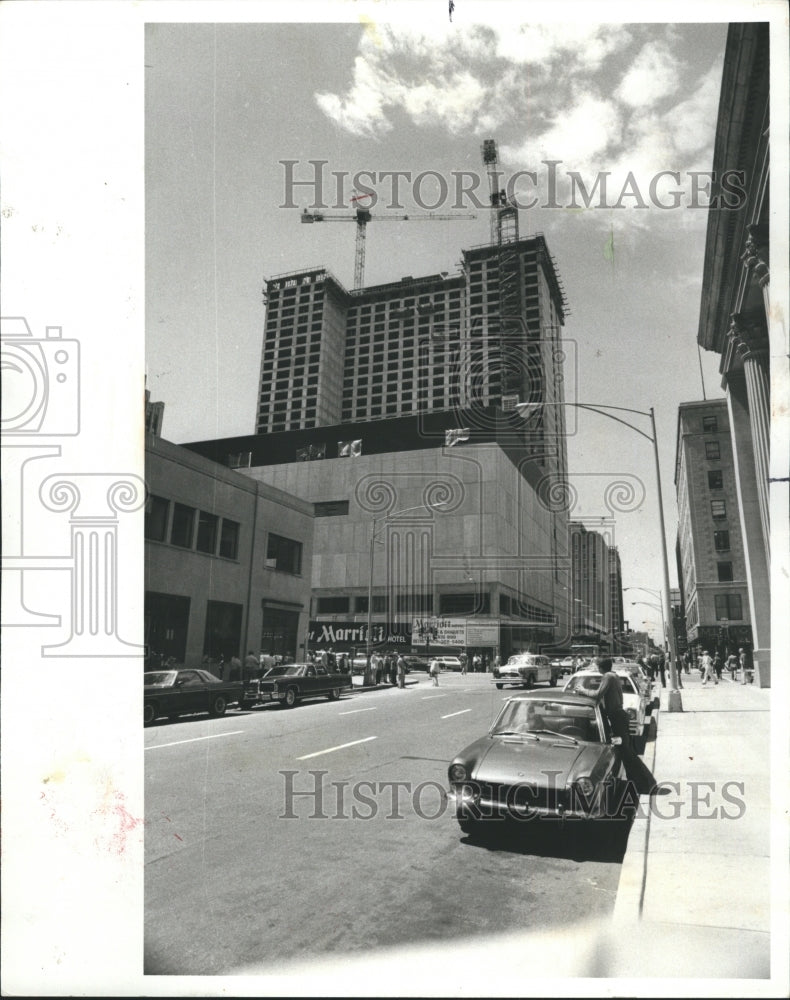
[422,695,447,700]
[297,736,377,760]
[441,709,472,720]
[338,707,378,715]
[144,731,245,750]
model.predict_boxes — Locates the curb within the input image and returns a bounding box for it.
[612,688,660,923]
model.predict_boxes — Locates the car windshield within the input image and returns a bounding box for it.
[491,700,603,743]
[144,671,177,687]
[264,665,304,677]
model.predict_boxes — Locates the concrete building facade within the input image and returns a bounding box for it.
[185,412,572,662]
[145,435,314,669]
[675,399,753,659]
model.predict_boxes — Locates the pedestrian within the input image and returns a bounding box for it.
[482,654,489,673]
[373,652,383,685]
[592,657,657,795]
[739,647,753,683]
[726,651,738,679]
[700,649,717,686]
[429,656,441,686]
[396,653,407,689]
[320,648,329,669]
[243,649,258,685]
[229,654,242,681]
[459,652,467,676]
[473,653,482,673]
[657,652,667,689]
[493,653,501,673]
[218,655,225,680]
[713,651,723,682]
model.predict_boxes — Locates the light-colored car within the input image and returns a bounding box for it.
[562,668,647,747]
[493,652,561,689]
[430,655,463,671]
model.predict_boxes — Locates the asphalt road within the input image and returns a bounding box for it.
[144,672,631,975]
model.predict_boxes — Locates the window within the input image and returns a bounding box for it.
[266,532,302,574]
[145,495,169,542]
[705,441,721,460]
[717,562,733,582]
[702,416,718,433]
[711,500,727,520]
[316,596,350,614]
[314,500,349,517]
[714,594,742,620]
[170,503,195,548]
[440,592,491,615]
[219,519,240,560]
[714,530,730,552]
[196,511,219,554]
[707,471,723,490]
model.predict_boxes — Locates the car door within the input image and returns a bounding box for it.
[175,670,207,714]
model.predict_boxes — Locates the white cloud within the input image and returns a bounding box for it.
[508,93,622,165]
[615,40,682,107]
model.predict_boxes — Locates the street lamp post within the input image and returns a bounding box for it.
[517,400,682,710]
[365,502,447,686]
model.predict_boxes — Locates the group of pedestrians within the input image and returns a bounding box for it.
[369,650,407,688]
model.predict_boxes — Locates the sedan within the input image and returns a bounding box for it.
[563,669,647,747]
[144,669,244,725]
[447,691,628,837]
[402,655,428,672]
[430,655,463,671]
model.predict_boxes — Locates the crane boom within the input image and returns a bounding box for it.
[299,207,476,289]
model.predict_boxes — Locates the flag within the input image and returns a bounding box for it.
[296,447,309,462]
[338,439,362,457]
[445,427,471,447]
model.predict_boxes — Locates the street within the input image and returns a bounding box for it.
[145,672,631,975]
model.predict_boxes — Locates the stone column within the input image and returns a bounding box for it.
[741,223,770,327]
[729,313,770,570]
[725,374,771,688]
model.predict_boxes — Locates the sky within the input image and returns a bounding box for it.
[145,14,732,636]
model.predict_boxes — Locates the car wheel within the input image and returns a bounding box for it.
[144,702,156,726]
[525,674,535,689]
[327,688,341,701]
[210,695,227,717]
[495,683,504,690]
[283,687,299,708]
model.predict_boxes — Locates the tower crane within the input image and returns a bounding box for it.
[300,206,476,290]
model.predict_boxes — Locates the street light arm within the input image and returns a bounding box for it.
[516,400,654,442]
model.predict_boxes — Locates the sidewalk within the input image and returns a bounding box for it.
[613,669,772,978]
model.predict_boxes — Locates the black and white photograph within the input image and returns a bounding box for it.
[1,1,788,995]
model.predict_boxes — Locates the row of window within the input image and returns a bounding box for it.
[314,592,553,618]
[146,496,240,559]
[145,496,303,574]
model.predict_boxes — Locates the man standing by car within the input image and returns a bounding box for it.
[593,657,656,795]
[396,653,407,689]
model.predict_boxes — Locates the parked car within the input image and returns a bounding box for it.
[447,690,628,837]
[492,652,561,689]
[563,668,647,747]
[614,660,653,701]
[144,669,244,726]
[242,661,352,709]
[402,655,427,672]
[429,655,463,671]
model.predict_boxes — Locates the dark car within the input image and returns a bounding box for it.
[402,655,427,672]
[144,669,244,725]
[243,661,352,709]
[447,690,627,837]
